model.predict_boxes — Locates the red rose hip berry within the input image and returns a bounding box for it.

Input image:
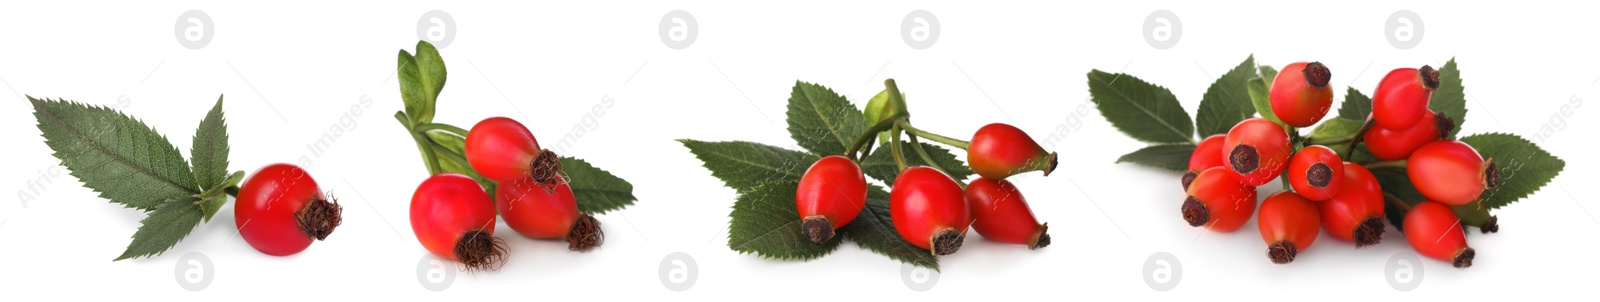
[1364,110,1450,160]
[1257,191,1320,264]
[411,173,506,271]
[235,163,343,256]
[465,117,562,184]
[1372,66,1441,130]
[495,176,604,251]
[795,155,868,243]
[965,178,1050,249]
[1318,162,1385,246]
[1183,134,1227,190]
[890,166,972,256]
[1287,145,1343,201]
[1404,201,1476,268]
[1269,62,1334,127]
[1224,118,1291,186]
[968,123,1058,179]
[1408,140,1499,206]
[1182,167,1257,233]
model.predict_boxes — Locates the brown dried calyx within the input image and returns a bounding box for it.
[567,214,604,251]
[1230,145,1260,174]
[529,149,564,186]
[1419,65,1441,90]
[1306,163,1333,188]
[1483,159,1501,189]
[296,197,343,240]
[1268,241,1298,264]
[1434,112,1456,140]
[1354,217,1385,247]
[455,229,508,271]
[931,229,965,256]
[1479,216,1500,233]
[1028,223,1052,250]
[801,216,835,243]
[1181,197,1209,227]
[1180,171,1199,191]
[1041,152,1060,176]
[1453,247,1476,268]
[1304,62,1332,89]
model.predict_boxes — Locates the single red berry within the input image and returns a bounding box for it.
[1258,191,1320,264]
[496,176,603,251]
[1223,118,1291,186]
[1372,66,1441,131]
[1408,140,1498,206]
[1269,62,1334,127]
[965,178,1050,249]
[1183,134,1227,190]
[890,166,971,256]
[1288,145,1344,201]
[411,173,506,271]
[465,117,562,184]
[968,123,1058,179]
[1317,162,1385,246]
[795,155,868,243]
[1404,201,1476,268]
[235,163,343,256]
[1364,110,1450,160]
[1181,167,1257,233]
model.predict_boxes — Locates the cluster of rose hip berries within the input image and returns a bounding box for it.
[408,117,603,271]
[797,122,1059,256]
[1181,62,1497,268]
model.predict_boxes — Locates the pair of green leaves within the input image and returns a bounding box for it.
[394,41,636,214]
[32,96,243,260]
[683,81,971,270]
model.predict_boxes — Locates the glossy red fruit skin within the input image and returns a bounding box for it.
[465,117,541,182]
[496,176,579,239]
[1408,140,1491,206]
[236,164,334,256]
[1372,66,1440,131]
[1364,110,1441,160]
[968,123,1058,179]
[1318,163,1385,245]
[1258,191,1321,264]
[965,178,1049,249]
[890,166,971,254]
[1182,167,1257,233]
[796,155,868,242]
[1405,201,1475,268]
[410,174,498,261]
[1183,135,1227,190]
[1269,62,1334,127]
[1288,145,1344,201]
[1223,118,1291,186]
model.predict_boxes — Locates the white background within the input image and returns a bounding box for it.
[1,1,1595,300]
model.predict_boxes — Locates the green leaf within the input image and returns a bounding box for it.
[561,157,636,214]
[115,197,203,260]
[31,97,200,211]
[1114,144,1196,172]
[787,81,868,156]
[727,182,842,260]
[1461,133,1565,209]
[1247,78,1285,126]
[199,171,244,222]
[1372,168,1425,233]
[1258,66,1279,85]
[1309,118,1364,142]
[679,140,819,193]
[1195,55,1258,137]
[1338,87,1372,120]
[398,41,447,126]
[1087,70,1194,144]
[189,96,229,190]
[843,186,938,270]
[1432,59,1467,139]
[861,141,972,184]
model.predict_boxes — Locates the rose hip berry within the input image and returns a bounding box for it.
[1183,134,1227,190]
[1317,162,1385,247]
[1364,110,1451,160]
[1404,201,1476,268]
[495,176,604,251]
[465,117,562,184]
[1257,191,1320,264]
[1224,118,1291,186]
[890,166,971,256]
[411,173,506,271]
[968,123,1058,180]
[1182,167,1257,233]
[235,163,343,256]
[1269,62,1334,127]
[1372,66,1441,131]
[1287,145,1344,201]
[965,178,1050,249]
[795,155,868,243]
[1408,140,1499,206]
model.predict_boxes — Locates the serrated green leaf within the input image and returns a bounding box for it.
[561,157,636,214]
[115,197,203,260]
[1461,133,1564,209]
[1247,78,1286,126]
[843,186,938,270]
[861,141,972,184]
[1432,59,1467,139]
[787,81,868,156]
[1258,66,1279,85]
[199,171,244,222]
[1195,55,1258,137]
[1114,144,1196,172]
[190,96,229,190]
[398,41,447,125]
[680,140,819,193]
[1087,70,1194,144]
[31,97,200,211]
[728,182,842,260]
[1338,87,1372,120]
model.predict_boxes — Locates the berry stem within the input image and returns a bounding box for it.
[1343,116,1378,157]
[1384,193,1414,212]
[1362,160,1408,171]
[396,112,443,174]
[845,113,906,160]
[890,129,909,172]
[415,122,470,137]
[899,122,971,150]
[884,78,910,117]
[907,133,966,187]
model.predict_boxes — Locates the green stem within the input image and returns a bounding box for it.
[846,113,907,159]
[899,122,970,150]
[1305,134,1356,146]
[415,123,469,137]
[1344,116,1378,157]
[907,134,965,187]
[1384,193,1414,212]
[224,186,239,198]
[890,129,908,172]
[429,141,471,167]
[1363,160,1407,171]
[884,78,910,117]
[396,111,442,174]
